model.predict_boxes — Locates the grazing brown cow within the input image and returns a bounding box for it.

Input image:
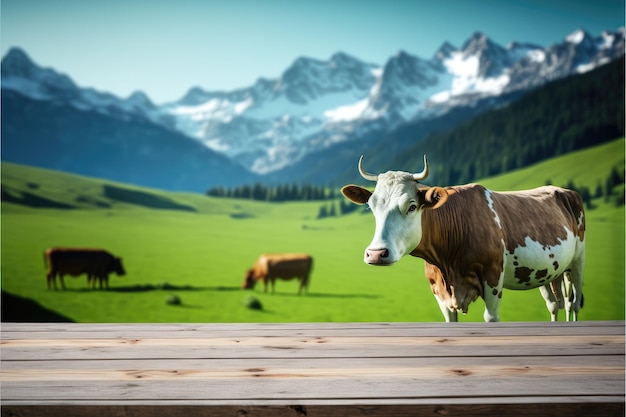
[44,248,126,290]
[342,155,585,322]
[242,254,312,294]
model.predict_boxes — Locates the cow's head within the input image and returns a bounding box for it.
[242,269,256,289]
[341,155,448,265]
[113,257,126,276]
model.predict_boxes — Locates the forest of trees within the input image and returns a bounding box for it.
[206,183,336,202]
[206,163,624,218]
[555,166,626,210]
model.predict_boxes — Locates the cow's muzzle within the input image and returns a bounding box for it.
[365,248,391,265]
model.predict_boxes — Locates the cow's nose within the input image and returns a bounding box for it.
[366,248,389,264]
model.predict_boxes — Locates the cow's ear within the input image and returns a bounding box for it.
[421,186,448,210]
[341,185,372,205]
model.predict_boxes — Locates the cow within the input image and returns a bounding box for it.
[44,248,126,290]
[341,155,585,322]
[242,254,313,294]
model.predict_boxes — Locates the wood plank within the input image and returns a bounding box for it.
[3,356,624,399]
[3,374,623,401]
[3,401,624,417]
[2,320,623,338]
[2,335,623,360]
[3,355,623,377]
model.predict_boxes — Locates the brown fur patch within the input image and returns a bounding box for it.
[491,187,585,254]
[413,184,502,312]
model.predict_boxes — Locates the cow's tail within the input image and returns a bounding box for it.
[572,291,585,309]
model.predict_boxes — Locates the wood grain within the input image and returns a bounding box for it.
[1,321,624,416]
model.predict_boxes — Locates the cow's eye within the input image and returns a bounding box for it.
[407,204,417,213]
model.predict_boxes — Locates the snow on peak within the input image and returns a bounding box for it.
[566,29,590,44]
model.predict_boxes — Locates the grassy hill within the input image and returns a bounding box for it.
[1,138,624,323]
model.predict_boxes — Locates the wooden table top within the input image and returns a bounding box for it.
[1,321,624,416]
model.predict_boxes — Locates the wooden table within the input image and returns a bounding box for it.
[1,321,624,416]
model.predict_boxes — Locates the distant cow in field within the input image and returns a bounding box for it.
[341,155,585,322]
[242,254,313,294]
[44,248,126,290]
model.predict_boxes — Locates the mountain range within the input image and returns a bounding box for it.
[1,27,624,191]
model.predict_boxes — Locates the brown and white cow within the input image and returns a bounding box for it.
[341,156,585,322]
[44,248,126,290]
[242,253,313,294]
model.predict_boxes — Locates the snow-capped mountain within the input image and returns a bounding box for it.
[1,48,158,121]
[157,52,381,173]
[2,27,624,175]
[156,27,624,173]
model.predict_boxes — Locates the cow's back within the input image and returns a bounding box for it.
[264,254,312,279]
[46,248,112,275]
[491,186,586,255]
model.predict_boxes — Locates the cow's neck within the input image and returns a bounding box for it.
[409,245,438,267]
[409,208,453,268]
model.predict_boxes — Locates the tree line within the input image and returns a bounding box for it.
[207,183,337,202]
[554,166,626,210]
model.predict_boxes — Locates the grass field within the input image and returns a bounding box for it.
[1,138,624,322]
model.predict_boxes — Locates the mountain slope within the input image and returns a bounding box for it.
[1,89,259,192]
[3,137,623,213]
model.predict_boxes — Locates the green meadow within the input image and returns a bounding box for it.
[1,138,624,323]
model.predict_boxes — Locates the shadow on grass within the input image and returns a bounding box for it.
[65,284,243,293]
[1,290,74,322]
[1,185,76,209]
[243,290,381,299]
[52,283,377,301]
[103,185,196,212]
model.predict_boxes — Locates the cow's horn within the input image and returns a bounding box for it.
[413,155,429,181]
[358,155,378,182]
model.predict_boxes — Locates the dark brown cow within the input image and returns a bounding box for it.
[44,248,125,290]
[242,254,313,294]
[341,155,585,322]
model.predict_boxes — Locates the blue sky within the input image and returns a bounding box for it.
[1,0,624,103]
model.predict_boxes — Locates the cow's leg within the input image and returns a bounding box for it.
[298,276,308,295]
[564,266,584,322]
[59,274,66,290]
[561,249,584,322]
[539,284,560,322]
[483,281,503,322]
[47,272,54,290]
[434,294,458,322]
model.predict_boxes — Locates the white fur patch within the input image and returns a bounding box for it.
[484,190,503,229]
[502,228,580,290]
